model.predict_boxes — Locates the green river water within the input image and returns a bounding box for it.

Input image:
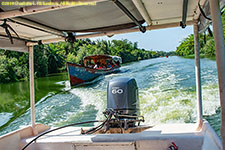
[0,56,221,136]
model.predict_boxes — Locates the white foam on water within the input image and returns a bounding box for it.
[69,88,106,120]
[137,57,220,125]
[65,57,221,126]
[202,84,220,115]
[0,112,12,127]
[139,83,220,125]
[139,84,196,125]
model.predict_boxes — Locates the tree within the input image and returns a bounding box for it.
[176,11,225,57]
[45,44,65,73]
[0,39,168,83]
[176,35,194,56]
[34,45,48,77]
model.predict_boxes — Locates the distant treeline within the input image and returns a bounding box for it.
[0,39,171,83]
[176,12,225,58]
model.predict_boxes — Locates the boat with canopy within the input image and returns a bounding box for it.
[67,54,122,86]
[0,0,224,149]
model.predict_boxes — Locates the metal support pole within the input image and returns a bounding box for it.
[132,0,152,25]
[113,0,146,33]
[29,46,37,135]
[194,21,203,130]
[209,0,225,149]
[180,0,189,28]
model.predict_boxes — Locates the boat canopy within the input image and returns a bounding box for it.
[83,54,121,65]
[83,55,112,60]
[112,56,122,64]
[0,0,224,52]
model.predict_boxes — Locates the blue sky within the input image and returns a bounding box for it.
[93,26,193,52]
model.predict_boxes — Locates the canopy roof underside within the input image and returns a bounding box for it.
[0,0,224,52]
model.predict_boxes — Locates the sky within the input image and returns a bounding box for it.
[93,26,194,52]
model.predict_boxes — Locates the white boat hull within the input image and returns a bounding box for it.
[0,121,222,150]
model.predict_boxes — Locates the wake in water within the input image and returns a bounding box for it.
[68,56,220,125]
[0,56,220,136]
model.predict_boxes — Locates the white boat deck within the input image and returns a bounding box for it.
[17,122,221,150]
[22,123,200,143]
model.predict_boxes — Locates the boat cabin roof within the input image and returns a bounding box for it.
[83,55,112,60]
[0,0,224,51]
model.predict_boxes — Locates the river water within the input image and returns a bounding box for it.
[0,56,221,136]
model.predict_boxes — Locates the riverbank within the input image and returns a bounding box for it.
[183,54,216,60]
[0,39,171,84]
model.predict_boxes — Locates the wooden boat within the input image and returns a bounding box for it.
[0,0,225,150]
[67,55,121,86]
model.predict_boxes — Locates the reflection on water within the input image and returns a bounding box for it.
[0,56,221,136]
[0,73,68,133]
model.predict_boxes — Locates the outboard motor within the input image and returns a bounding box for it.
[82,77,144,134]
[106,77,142,129]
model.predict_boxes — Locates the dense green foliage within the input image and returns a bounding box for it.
[66,39,168,65]
[0,39,170,83]
[0,50,29,83]
[176,12,225,57]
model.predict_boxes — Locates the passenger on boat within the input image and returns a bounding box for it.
[94,62,100,69]
[86,61,94,68]
[88,63,94,68]
[98,64,107,69]
[115,61,121,67]
[107,63,112,68]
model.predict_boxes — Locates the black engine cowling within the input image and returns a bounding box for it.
[107,77,139,117]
